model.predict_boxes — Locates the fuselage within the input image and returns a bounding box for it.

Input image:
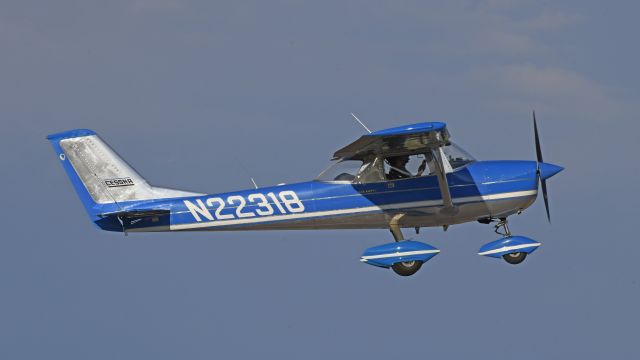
[92,160,542,233]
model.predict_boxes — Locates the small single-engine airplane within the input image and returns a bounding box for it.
[47,113,562,276]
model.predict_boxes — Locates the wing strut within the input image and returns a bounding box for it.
[432,148,457,213]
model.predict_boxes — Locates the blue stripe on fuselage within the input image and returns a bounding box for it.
[94,160,539,231]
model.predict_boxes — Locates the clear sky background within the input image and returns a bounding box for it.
[1,1,639,359]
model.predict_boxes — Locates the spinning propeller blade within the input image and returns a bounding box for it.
[533,110,551,222]
[540,175,551,222]
[533,111,543,164]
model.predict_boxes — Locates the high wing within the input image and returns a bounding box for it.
[334,122,455,210]
[333,122,449,160]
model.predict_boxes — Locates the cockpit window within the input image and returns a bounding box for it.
[316,143,475,183]
[316,157,385,183]
[384,154,432,180]
[442,142,475,169]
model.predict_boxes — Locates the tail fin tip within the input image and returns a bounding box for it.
[47,129,96,141]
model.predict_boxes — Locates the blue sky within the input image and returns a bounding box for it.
[1,1,639,359]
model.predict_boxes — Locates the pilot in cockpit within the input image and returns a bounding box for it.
[386,156,410,179]
[386,155,429,180]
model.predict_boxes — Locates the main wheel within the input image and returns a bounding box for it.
[502,252,527,265]
[391,260,423,276]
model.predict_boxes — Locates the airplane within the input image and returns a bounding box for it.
[47,112,563,276]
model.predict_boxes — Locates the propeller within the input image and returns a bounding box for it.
[533,110,551,222]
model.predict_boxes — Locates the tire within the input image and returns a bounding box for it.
[502,252,527,265]
[391,260,423,276]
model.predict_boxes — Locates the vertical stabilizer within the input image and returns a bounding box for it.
[47,129,201,219]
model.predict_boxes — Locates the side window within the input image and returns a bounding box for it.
[316,160,363,182]
[384,154,433,180]
[354,157,385,183]
[316,158,385,183]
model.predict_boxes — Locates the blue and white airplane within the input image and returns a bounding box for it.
[47,113,562,276]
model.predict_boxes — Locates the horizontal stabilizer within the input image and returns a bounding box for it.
[96,209,171,232]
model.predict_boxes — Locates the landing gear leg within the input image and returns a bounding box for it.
[494,217,511,237]
[388,214,424,276]
[389,214,405,242]
[389,225,404,242]
[493,217,528,265]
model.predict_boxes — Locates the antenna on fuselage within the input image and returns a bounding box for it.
[250,177,258,189]
[350,113,372,134]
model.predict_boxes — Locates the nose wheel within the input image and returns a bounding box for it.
[494,218,529,265]
[477,217,539,265]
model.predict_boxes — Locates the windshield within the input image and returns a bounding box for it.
[442,142,475,169]
[316,157,385,183]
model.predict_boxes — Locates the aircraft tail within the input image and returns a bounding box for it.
[47,129,200,220]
